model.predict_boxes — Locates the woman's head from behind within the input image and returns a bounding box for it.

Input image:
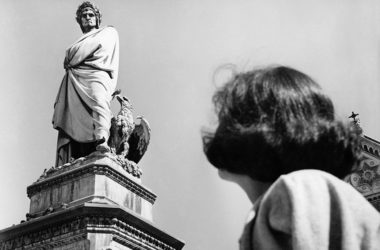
[203,65,360,182]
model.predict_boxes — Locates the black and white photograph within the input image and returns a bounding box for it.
[1,1,380,249]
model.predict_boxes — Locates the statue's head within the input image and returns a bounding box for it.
[76,1,102,33]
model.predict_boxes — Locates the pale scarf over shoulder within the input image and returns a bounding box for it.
[53,26,119,142]
[240,170,380,250]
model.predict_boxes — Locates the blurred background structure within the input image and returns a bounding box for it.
[347,117,380,211]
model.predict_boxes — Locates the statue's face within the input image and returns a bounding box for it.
[80,8,97,33]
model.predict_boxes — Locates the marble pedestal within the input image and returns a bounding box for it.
[0,153,184,250]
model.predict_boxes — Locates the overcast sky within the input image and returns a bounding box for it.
[1,1,380,249]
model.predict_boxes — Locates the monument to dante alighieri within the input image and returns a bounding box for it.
[0,2,184,249]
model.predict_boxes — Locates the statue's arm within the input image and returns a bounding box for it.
[66,33,105,68]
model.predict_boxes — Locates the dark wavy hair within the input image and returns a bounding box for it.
[203,65,360,182]
[76,1,102,32]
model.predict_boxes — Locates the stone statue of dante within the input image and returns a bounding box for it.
[52,2,119,167]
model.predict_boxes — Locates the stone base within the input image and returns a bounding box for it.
[27,153,155,221]
[0,203,184,250]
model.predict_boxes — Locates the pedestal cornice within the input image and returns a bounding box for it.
[0,203,184,250]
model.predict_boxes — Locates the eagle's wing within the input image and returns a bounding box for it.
[127,116,151,163]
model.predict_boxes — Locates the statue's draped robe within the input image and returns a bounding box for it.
[53,26,119,166]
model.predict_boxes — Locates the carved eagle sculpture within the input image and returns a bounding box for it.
[127,116,151,163]
[108,91,151,164]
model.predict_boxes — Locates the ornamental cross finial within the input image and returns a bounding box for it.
[349,111,359,123]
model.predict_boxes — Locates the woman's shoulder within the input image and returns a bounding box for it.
[252,169,380,249]
[260,169,380,233]
[278,169,346,184]
[268,169,371,206]
[277,170,359,193]
[258,169,380,232]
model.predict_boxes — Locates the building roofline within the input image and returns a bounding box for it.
[363,135,380,145]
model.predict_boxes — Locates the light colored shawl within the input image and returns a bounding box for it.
[240,170,380,250]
